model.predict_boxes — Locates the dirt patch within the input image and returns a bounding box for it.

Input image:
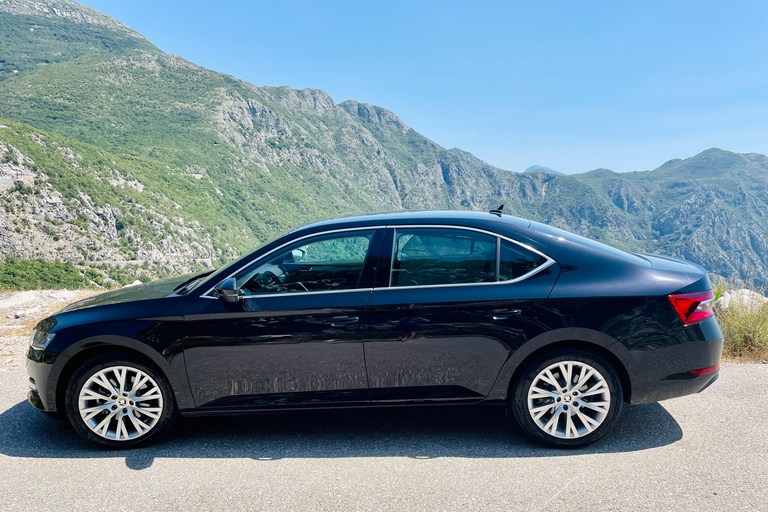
[0,289,98,371]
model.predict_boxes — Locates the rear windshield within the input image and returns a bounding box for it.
[530,222,650,267]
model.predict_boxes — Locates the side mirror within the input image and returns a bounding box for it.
[215,277,239,303]
[290,249,306,262]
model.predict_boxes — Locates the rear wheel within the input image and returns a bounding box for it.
[64,355,177,448]
[512,350,623,447]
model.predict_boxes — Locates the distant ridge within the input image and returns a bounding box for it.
[525,165,563,175]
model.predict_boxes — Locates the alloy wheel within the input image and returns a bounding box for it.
[526,360,611,439]
[77,365,164,441]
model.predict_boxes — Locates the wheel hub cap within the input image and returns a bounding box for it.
[527,361,611,439]
[78,366,163,441]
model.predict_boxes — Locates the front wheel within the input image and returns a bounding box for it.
[511,350,623,448]
[64,355,177,448]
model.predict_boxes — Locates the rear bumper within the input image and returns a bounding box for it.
[630,366,720,404]
[624,318,723,404]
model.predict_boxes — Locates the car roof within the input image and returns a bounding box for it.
[292,210,650,270]
[293,210,532,233]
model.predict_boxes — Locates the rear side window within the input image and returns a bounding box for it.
[391,228,496,287]
[391,227,550,288]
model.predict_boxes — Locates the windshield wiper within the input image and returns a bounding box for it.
[173,270,215,295]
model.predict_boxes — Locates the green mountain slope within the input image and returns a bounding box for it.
[0,0,158,81]
[0,0,765,288]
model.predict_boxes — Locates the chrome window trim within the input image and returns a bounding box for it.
[201,226,385,298]
[201,223,557,300]
[384,224,556,291]
[202,287,375,300]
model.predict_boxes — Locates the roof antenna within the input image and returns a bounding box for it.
[489,204,504,217]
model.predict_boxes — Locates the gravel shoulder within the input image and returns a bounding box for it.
[0,364,766,511]
[0,289,97,371]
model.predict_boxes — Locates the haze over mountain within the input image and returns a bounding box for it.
[524,165,563,175]
[0,0,765,287]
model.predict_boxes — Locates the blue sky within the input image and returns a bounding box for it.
[83,0,767,174]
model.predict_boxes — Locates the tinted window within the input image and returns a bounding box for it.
[499,240,548,281]
[391,228,497,287]
[236,231,374,296]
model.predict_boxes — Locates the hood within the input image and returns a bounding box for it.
[59,272,203,313]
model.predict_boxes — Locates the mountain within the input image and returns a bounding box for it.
[525,165,562,175]
[0,1,766,288]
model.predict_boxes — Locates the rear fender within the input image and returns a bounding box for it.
[485,327,631,401]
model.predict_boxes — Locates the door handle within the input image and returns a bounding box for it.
[486,309,521,320]
[326,316,360,327]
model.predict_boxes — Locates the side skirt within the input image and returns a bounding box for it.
[179,400,507,417]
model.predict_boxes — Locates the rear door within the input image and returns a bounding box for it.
[363,226,559,402]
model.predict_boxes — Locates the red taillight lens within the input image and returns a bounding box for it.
[668,290,715,326]
[691,364,719,376]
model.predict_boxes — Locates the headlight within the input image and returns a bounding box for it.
[30,329,56,350]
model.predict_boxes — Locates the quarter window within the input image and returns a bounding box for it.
[499,239,548,281]
[236,231,374,296]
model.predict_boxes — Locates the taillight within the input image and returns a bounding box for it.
[668,290,715,326]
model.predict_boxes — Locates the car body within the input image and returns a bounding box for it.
[26,210,723,447]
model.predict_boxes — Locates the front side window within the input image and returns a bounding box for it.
[235,230,374,296]
[391,228,497,287]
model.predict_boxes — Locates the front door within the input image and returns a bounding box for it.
[183,228,381,409]
[363,226,559,402]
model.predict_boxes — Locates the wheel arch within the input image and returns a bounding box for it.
[505,340,631,404]
[51,335,194,414]
[486,328,632,403]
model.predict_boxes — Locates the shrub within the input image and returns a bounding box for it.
[716,300,768,360]
[0,256,91,290]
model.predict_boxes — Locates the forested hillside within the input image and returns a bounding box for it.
[0,0,766,287]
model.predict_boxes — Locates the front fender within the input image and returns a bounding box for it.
[43,322,194,412]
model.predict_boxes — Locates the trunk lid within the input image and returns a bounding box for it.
[634,253,711,292]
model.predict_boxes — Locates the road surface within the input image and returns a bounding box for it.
[0,365,766,511]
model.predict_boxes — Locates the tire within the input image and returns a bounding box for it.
[64,354,177,449]
[511,349,623,448]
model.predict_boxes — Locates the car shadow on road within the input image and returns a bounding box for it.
[0,401,682,470]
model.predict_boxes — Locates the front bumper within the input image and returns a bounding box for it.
[28,389,45,411]
[26,347,56,412]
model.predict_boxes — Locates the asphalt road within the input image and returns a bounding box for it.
[0,365,766,511]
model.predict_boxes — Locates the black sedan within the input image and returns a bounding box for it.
[26,210,723,448]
